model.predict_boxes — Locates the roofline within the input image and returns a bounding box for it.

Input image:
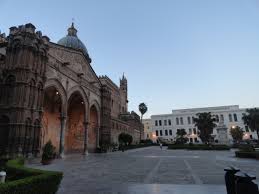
[49,42,102,86]
[172,105,240,112]
[99,75,120,91]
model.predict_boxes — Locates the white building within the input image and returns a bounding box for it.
[150,105,257,144]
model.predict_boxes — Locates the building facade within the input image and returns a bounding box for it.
[142,119,152,140]
[151,105,257,144]
[0,23,143,157]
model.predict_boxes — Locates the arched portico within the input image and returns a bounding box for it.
[42,86,64,152]
[88,100,101,152]
[65,91,88,153]
[42,79,67,157]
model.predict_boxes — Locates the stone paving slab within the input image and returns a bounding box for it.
[57,184,226,194]
[27,146,259,194]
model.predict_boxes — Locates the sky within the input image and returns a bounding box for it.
[1,0,259,118]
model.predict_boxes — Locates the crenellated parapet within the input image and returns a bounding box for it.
[8,23,49,55]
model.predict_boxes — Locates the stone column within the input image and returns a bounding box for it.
[96,126,100,148]
[59,114,66,158]
[83,121,89,155]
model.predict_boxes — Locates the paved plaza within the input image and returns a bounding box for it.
[29,146,259,194]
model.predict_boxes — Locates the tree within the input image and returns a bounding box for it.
[193,112,217,144]
[41,140,56,164]
[118,133,133,145]
[139,103,148,141]
[175,129,188,144]
[242,108,259,142]
[230,126,244,143]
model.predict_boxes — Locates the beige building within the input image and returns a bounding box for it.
[142,119,153,140]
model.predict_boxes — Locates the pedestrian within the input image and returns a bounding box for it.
[121,143,125,152]
[160,143,163,150]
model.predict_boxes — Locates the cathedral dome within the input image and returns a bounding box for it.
[57,23,90,61]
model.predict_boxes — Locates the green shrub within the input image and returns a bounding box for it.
[118,133,133,146]
[42,140,56,161]
[238,144,255,152]
[235,151,257,158]
[140,139,153,144]
[124,144,154,150]
[0,158,63,194]
[167,144,230,150]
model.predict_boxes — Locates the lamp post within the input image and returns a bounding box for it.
[152,133,157,143]
[59,113,66,158]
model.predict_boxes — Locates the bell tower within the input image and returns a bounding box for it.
[120,73,128,113]
[0,23,49,157]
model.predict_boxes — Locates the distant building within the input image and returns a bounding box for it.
[151,105,258,144]
[142,119,152,140]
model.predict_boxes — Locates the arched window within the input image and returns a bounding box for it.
[176,118,179,125]
[32,119,40,156]
[36,82,43,109]
[229,114,233,122]
[215,115,219,122]
[168,119,171,125]
[233,114,238,122]
[180,117,183,125]
[24,118,32,155]
[187,117,191,124]
[220,114,224,122]
[192,117,195,124]
[28,79,36,108]
[5,75,16,105]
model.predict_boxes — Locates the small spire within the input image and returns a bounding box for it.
[122,72,127,80]
[67,21,77,37]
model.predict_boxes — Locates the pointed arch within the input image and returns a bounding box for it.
[66,88,88,153]
[88,100,101,152]
[44,78,67,112]
[0,115,10,155]
[67,85,89,118]
[42,79,66,153]
[89,99,101,126]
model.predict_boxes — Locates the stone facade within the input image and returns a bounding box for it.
[0,23,143,157]
[142,119,152,140]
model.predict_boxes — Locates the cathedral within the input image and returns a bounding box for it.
[0,23,143,157]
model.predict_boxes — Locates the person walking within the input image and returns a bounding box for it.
[160,143,163,150]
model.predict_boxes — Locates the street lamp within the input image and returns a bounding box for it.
[244,133,249,140]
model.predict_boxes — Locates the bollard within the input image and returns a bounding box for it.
[0,171,6,183]
[235,172,259,194]
[224,166,240,194]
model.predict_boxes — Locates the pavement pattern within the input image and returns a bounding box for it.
[28,146,259,194]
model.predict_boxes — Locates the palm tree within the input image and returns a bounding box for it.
[230,126,244,143]
[242,108,259,142]
[193,112,217,144]
[139,103,148,141]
